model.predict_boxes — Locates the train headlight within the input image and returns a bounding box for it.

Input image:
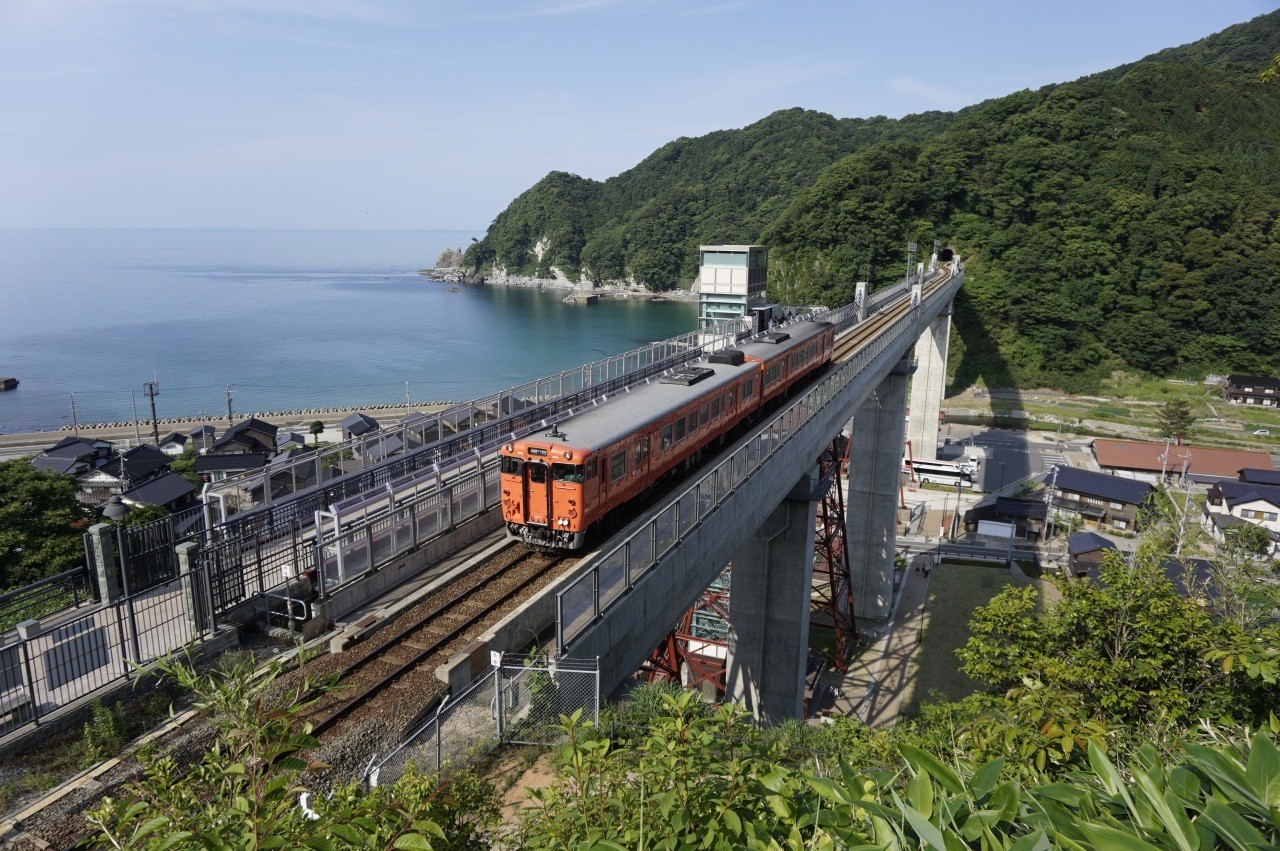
[504,444,513,453]
[563,451,573,460]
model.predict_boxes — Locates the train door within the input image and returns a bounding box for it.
[522,459,552,527]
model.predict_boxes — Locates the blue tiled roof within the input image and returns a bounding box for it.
[122,472,197,507]
[1067,531,1118,555]
[1052,466,1153,505]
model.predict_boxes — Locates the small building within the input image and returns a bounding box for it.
[29,436,115,476]
[157,432,188,456]
[276,430,308,450]
[1092,438,1273,485]
[1240,467,1280,486]
[963,496,1048,541]
[696,245,768,329]
[340,412,381,440]
[1048,465,1154,533]
[74,444,172,505]
[194,451,269,482]
[1066,531,1119,577]
[1224,374,1280,407]
[211,417,278,456]
[121,472,198,512]
[188,424,218,453]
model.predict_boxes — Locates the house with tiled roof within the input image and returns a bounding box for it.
[341,412,381,440]
[1091,438,1273,485]
[1224,374,1280,408]
[121,472,198,512]
[211,417,277,456]
[74,444,172,505]
[29,436,114,476]
[1067,531,1119,577]
[1203,475,1280,556]
[1048,465,1154,533]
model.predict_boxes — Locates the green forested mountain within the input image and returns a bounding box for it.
[466,11,1280,391]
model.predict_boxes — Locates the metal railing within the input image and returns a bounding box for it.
[555,266,961,650]
[0,562,217,740]
[367,654,599,788]
[0,567,95,634]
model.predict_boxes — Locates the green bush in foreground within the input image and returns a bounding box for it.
[519,695,1280,850]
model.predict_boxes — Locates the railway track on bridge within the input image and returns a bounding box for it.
[832,264,953,364]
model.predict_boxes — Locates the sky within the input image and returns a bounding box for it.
[0,0,1275,231]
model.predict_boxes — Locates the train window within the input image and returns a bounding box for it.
[675,418,686,442]
[765,364,782,386]
[728,389,736,407]
[553,463,584,483]
[661,424,673,451]
[712,398,722,419]
[610,451,626,482]
[585,458,597,480]
[743,378,754,399]
[500,456,523,475]
[528,463,547,484]
[700,404,709,426]
[635,440,648,465]
[687,413,698,434]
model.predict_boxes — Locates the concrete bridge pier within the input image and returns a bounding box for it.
[905,302,952,463]
[724,468,820,722]
[847,358,911,624]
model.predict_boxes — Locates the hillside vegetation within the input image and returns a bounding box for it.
[465,11,1280,392]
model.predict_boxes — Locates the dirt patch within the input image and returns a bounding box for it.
[488,748,558,823]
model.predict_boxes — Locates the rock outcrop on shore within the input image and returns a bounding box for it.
[417,266,698,302]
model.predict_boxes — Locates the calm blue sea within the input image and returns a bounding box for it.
[0,229,697,434]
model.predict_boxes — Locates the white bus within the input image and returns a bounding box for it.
[904,456,980,488]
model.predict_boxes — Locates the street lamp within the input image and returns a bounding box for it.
[994,460,1006,494]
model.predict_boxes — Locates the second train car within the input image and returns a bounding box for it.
[499,320,835,549]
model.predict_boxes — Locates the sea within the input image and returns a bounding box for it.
[0,229,698,435]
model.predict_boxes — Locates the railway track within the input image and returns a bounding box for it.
[832,264,953,364]
[305,545,572,737]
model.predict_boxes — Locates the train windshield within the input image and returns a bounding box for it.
[527,463,547,484]
[500,456,523,475]
[553,463,584,483]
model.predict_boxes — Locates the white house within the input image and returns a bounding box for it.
[1202,478,1280,556]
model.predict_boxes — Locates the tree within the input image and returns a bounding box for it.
[309,420,325,445]
[1155,398,1195,442]
[0,459,87,590]
[86,651,498,849]
[119,503,169,528]
[168,446,202,487]
[957,542,1277,726]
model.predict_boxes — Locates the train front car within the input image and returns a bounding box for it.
[500,434,591,550]
[500,353,759,551]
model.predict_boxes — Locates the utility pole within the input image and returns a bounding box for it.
[906,241,917,283]
[143,379,160,444]
[70,393,79,437]
[1159,437,1173,482]
[1175,452,1193,559]
[225,385,234,424]
[130,389,142,445]
[405,381,411,417]
[1044,465,1060,554]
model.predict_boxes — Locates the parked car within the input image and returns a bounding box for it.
[1252,429,1271,436]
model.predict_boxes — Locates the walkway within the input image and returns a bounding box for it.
[820,554,932,727]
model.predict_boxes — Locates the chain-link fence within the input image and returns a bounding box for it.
[368,655,599,788]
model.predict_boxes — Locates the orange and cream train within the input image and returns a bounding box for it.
[499,320,836,549]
